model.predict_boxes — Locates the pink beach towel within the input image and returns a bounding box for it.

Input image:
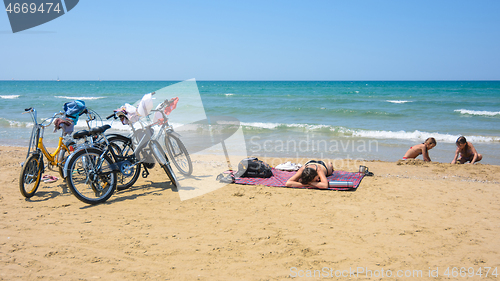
[234,168,364,191]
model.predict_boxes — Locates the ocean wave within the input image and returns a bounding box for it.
[239,122,500,143]
[0,118,33,128]
[70,120,129,132]
[0,95,20,99]
[74,119,188,132]
[387,100,412,104]
[55,96,105,100]
[455,109,500,117]
[225,93,234,96]
[241,122,284,129]
[347,129,499,143]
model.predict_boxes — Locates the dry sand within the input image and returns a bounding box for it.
[1,145,500,280]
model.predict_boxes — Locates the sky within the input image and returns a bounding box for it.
[1,0,499,80]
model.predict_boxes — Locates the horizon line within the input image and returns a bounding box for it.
[1,79,500,82]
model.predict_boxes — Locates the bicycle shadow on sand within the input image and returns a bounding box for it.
[78,180,177,209]
[24,182,72,202]
[77,172,222,208]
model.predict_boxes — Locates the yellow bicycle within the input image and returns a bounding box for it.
[19,107,99,198]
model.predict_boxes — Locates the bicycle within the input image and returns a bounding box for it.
[62,124,119,204]
[112,106,179,187]
[67,126,141,192]
[63,107,178,204]
[106,95,192,185]
[154,97,193,176]
[19,107,101,198]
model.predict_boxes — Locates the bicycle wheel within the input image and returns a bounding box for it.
[107,135,141,191]
[150,140,177,188]
[165,134,193,175]
[57,146,72,179]
[19,154,43,198]
[65,148,117,204]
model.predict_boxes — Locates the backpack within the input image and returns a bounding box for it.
[235,157,273,178]
[63,100,86,125]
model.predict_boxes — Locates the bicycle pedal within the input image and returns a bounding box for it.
[142,169,149,178]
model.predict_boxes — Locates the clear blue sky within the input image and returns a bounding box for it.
[1,0,499,80]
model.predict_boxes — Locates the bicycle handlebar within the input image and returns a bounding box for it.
[40,111,64,127]
[157,98,175,112]
[79,108,88,116]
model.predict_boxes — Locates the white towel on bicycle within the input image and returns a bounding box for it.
[117,93,154,124]
[119,103,140,124]
[137,93,153,117]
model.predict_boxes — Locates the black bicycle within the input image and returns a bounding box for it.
[63,116,178,204]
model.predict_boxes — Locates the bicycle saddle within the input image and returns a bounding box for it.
[73,125,111,139]
[90,125,111,135]
[73,130,90,139]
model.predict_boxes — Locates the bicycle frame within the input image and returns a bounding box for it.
[149,107,181,141]
[23,107,99,168]
[39,127,70,167]
[62,127,115,178]
[24,108,69,163]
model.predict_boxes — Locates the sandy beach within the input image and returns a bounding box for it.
[1,145,500,280]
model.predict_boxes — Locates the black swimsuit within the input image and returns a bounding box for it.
[305,160,330,175]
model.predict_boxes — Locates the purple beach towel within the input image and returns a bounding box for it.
[234,168,364,191]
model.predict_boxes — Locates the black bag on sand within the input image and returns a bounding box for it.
[235,157,273,178]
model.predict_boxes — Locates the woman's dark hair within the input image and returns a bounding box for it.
[299,167,318,184]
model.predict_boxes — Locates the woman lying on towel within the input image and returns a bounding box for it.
[285,160,334,189]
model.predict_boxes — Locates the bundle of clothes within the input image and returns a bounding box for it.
[54,100,86,135]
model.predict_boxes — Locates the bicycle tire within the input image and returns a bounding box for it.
[107,135,141,191]
[165,134,193,176]
[19,154,43,198]
[57,146,71,179]
[65,147,117,204]
[150,140,177,188]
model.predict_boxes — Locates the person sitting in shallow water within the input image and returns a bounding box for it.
[403,137,437,161]
[451,136,483,164]
[285,160,334,189]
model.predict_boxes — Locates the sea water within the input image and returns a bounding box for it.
[1,80,499,165]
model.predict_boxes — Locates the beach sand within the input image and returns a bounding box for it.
[1,145,500,280]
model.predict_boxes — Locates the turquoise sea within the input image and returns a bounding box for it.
[1,81,499,165]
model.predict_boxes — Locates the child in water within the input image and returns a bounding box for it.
[451,136,483,164]
[403,137,437,161]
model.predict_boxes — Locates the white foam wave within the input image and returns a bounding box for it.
[0,95,20,99]
[240,122,500,143]
[348,129,500,143]
[387,100,412,104]
[241,122,282,129]
[72,120,131,131]
[55,96,104,100]
[455,109,500,117]
[0,119,33,128]
[241,122,331,131]
[225,93,234,96]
